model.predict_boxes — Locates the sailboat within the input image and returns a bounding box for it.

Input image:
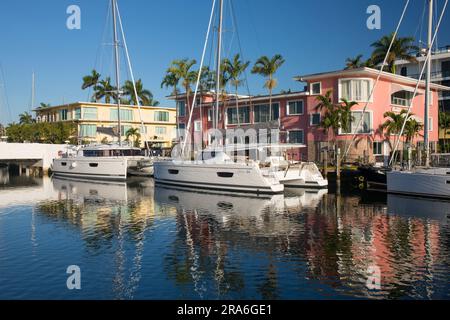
[386,0,450,199]
[52,0,153,181]
[153,0,284,194]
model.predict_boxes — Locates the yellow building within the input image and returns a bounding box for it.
[34,102,176,148]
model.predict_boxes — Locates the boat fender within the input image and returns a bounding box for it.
[71,162,77,168]
[358,175,365,182]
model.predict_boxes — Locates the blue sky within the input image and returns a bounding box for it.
[0,0,449,125]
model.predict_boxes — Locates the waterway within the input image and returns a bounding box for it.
[0,167,448,299]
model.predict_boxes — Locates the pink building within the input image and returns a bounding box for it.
[173,67,449,163]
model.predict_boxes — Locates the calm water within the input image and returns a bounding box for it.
[0,167,449,300]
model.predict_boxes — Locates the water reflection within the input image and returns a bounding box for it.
[0,174,448,299]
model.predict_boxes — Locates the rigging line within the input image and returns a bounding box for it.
[341,0,411,161]
[181,0,217,157]
[417,0,428,48]
[390,0,448,166]
[230,0,253,108]
[89,0,112,102]
[0,64,12,123]
[116,1,147,150]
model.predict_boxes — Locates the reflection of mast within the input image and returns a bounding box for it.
[182,209,206,298]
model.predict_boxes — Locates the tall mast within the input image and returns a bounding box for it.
[214,0,223,131]
[112,0,122,146]
[424,0,433,167]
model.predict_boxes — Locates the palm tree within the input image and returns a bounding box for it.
[404,118,423,144]
[439,112,450,152]
[94,77,116,104]
[380,109,410,162]
[161,69,181,137]
[82,70,101,102]
[125,127,141,148]
[223,54,250,126]
[168,59,197,118]
[122,79,159,106]
[370,33,419,73]
[39,103,51,109]
[251,54,285,122]
[19,112,34,125]
[345,54,364,70]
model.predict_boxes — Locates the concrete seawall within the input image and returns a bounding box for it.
[0,143,69,175]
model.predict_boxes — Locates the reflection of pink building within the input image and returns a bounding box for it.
[174,67,450,162]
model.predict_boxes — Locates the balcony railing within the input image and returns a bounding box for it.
[406,70,450,80]
[391,97,411,106]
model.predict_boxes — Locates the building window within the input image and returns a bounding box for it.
[155,127,166,135]
[227,106,250,124]
[177,123,186,140]
[110,109,133,121]
[82,107,98,120]
[429,117,433,131]
[391,91,414,106]
[287,101,304,115]
[288,130,304,144]
[310,82,321,95]
[339,79,372,102]
[80,125,97,137]
[194,121,202,132]
[310,113,321,126]
[340,111,372,134]
[373,141,383,155]
[154,111,169,122]
[74,108,81,120]
[59,109,68,121]
[177,101,186,117]
[254,104,279,123]
[208,108,222,121]
[400,67,408,77]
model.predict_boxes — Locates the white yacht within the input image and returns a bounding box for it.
[154,0,287,195]
[52,144,152,181]
[154,149,284,194]
[387,0,450,199]
[387,167,450,199]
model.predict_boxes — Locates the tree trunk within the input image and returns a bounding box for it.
[236,85,240,128]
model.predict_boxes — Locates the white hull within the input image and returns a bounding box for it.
[387,168,450,199]
[153,161,284,194]
[52,157,128,181]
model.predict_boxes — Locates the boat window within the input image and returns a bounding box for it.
[217,172,234,178]
[61,162,67,166]
[168,169,179,175]
[89,163,99,167]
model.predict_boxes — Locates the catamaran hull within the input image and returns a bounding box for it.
[387,170,450,199]
[52,158,128,181]
[153,161,284,194]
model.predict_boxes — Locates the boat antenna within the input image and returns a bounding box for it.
[115,1,149,153]
[112,0,122,146]
[181,0,217,157]
[341,0,411,162]
[390,0,448,166]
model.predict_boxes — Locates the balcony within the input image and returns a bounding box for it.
[406,70,450,81]
[391,96,411,107]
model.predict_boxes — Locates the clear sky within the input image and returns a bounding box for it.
[0,0,449,125]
